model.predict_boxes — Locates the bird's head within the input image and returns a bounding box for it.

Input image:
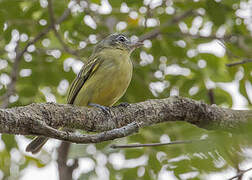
[94,34,143,54]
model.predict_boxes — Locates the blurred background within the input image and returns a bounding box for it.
[0,0,252,179]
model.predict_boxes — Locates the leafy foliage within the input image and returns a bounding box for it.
[0,0,252,179]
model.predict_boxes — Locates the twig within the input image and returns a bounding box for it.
[217,40,239,59]
[215,38,252,67]
[48,0,80,57]
[33,120,140,143]
[16,7,70,60]
[226,59,252,67]
[144,0,152,29]
[110,140,196,149]
[228,167,252,180]
[208,89,215,105]
[235,164,243,180]
[0,40,20,108]
[216,40,252,67]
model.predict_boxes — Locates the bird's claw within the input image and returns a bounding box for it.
[88,103,110,115]
[115,102,130,108]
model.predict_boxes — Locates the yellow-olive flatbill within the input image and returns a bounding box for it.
[26,34,143,154]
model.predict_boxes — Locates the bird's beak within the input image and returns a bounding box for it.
[129,41,144,50]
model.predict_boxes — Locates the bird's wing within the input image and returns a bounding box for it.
[67,55,103,104]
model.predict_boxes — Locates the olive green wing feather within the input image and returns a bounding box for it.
[67,56,103,104]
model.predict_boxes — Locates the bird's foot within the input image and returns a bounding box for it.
[114,102,130,108]
[88,103,110,115]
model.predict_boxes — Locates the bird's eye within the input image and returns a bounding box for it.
[118,36,126,42]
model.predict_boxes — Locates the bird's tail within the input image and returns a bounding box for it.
[26,137,49,154]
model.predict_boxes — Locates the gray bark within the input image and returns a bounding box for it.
[0,96,251,144]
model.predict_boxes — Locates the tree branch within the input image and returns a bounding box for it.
[228,167,252,180]
[226,59,252,67]
[0,97,251,144]
[48,0,81,57]
[215,41,252,67]
[0,40,21,108]
[57,142,78,180]
[208,89,215,105]
[110,140,197,149]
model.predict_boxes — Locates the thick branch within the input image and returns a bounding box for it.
[0,97,251,144]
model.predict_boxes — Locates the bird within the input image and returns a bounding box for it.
[25,33,143,154]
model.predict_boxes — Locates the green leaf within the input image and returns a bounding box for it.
[1,134,17,151]
[24,156,46,168]
[206,0,228,26]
